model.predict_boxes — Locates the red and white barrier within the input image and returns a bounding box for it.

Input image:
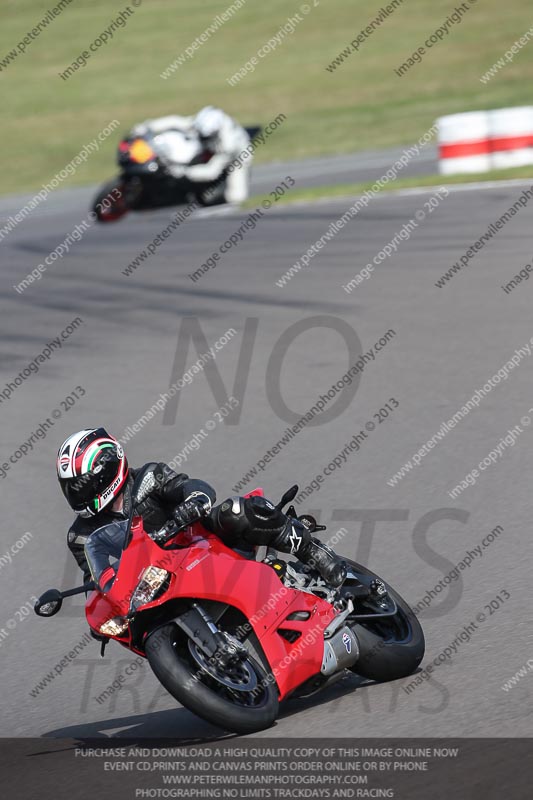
[438,111,491,175]
[490,107,533,169]
[438,107,533,175]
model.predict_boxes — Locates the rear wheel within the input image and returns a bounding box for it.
[145,623,279,734]
[194,175,228,207]
[343,560,425,682]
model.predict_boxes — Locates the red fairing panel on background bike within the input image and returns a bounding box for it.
[85,489,337,700]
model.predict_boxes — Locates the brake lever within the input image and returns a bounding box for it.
[283,501,326,533]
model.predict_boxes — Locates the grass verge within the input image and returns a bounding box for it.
[1,0,533,195]
[246,165,533,208]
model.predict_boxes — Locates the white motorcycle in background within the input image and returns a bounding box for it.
[91,124,260,222]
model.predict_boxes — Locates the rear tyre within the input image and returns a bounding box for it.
[145,623,279,734]
[194,176,228,207]
[343,560,425,682]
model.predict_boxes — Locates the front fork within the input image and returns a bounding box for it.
[173,602,247,669]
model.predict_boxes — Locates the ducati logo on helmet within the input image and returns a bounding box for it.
[100,475,122,504]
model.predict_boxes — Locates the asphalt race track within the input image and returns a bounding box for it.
[0,142,437,230]
[1,155,532,740]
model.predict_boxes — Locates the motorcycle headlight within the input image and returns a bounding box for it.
[129,566,170,612]
[100,616,129,636]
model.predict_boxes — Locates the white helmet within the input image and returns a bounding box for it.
[57,428,128,517]
[194,106,225,142]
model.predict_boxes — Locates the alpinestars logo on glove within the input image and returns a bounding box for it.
[289,527,302,553]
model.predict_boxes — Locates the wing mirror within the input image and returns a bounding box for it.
[34,589,63,617]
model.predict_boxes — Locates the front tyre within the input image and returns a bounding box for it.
[145,624,279,734]
[91,179,128,223]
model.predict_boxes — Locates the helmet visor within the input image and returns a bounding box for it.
[60,475,101,512]
[60,448,121,512]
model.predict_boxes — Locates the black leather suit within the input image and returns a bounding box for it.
[68,463,346,589]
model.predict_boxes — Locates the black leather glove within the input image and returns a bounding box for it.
[173,492,212,530]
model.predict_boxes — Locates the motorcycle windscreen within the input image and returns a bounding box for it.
[85,519,129,586]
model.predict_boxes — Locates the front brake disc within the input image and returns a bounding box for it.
[187,640,258,691]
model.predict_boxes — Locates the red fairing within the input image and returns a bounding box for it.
[85,489,336,700]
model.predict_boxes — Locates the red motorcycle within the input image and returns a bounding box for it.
[35,487,424,734]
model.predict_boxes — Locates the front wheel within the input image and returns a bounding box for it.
[91,179,128,223]
[145,623,279,734]
[343,560,425,682]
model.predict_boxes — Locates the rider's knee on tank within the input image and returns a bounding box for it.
[209,495,287,546]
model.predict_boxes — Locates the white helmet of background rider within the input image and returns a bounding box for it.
[194,106,226,149]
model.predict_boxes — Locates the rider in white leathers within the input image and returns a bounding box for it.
[130,106,251,203]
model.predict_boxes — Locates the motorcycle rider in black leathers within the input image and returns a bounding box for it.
[58,428,347,595]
